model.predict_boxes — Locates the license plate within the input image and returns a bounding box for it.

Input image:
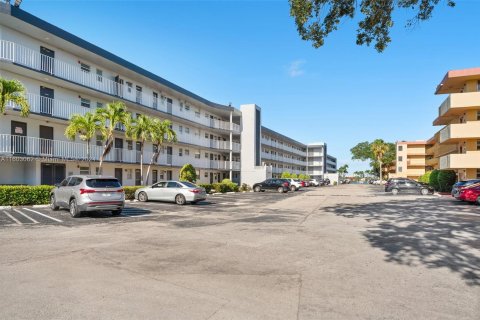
[102,193,112,197]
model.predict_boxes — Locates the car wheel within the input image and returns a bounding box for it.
[277,187,284,193]
[138,191,148,202]
[69,199,82,218]
[50,195,59,211]
[175,194,186,205]
[290,185,296,192]
[391,188,399,195]
[421,188,429,195]
[112,210,122,216]
[254,186,261,192]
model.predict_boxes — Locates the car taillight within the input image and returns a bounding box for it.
[117,189,124,193]
[189,189,201,193]
[80,189,96,194]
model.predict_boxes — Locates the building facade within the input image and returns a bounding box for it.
[433,68,480,181]
[0,4,336,187]
[305,142,337,180]
[392,141,431,180]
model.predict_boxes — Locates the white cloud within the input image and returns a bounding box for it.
[287,59,306,77]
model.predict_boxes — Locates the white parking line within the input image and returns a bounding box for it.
[3,210,22,225]
[13,209,38,224]
[23,208,63,223]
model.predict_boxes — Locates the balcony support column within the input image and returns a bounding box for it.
[229,111,233,180]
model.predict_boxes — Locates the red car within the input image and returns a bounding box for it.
[459,186,480,204]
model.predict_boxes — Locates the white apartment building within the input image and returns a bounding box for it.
[0,3,336,187]
[306,142,337,181]
[0,3,241,186]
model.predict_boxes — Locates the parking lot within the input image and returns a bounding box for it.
[0,185,479,319]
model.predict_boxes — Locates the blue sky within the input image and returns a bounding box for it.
[21,0,480,172]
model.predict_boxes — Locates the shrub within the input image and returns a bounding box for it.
[209,179,239,193]
[123,186,143,200]
[179,164,197,182]
[291,173,298,179]
[240,183,251,192]
[419,170,432,183]
[281,172,291,178]
[437,170,457,192]
[198,183,214,194]
[429,169,440,191]
[0,185,53,206]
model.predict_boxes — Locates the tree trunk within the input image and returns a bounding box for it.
[98,134,113,175]
[140,140,144,185]
[144,151,158,185]
[87,139,91,175]
[379,160,383,183]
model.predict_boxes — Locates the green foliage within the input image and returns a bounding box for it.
[281,172,291,178]
[179,164,197,183]
[437,170,457,193]
[123,186,143,200]
[429,169,440,191]
[198,183,214,194]
[291,173,298,179]
[0,185,53,206]
[211,179,239,193]
[0,77,30,117]
[289,0,455,52]
[240,183,251,192]
[418,170,432,183]
[351,140,395,179]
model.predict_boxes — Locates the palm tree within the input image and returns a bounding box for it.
[144,118,176,184]
[96,101,129,174]
[65,112,102,175]
[371,139,389,182]
[0,77,30,117]
[126,114,154,186]
[338,164,349,179]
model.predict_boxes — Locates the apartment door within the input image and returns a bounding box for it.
[39,125,54,156]
[166,170,172,180]
[152,170,158,184]
[153,92,158,109]
[166,146,173,165]
[135,169,141,186]
[136,86,142,104]
[11,121,27,154]
[136,142,142,163]
[114,168,123,185]
[210,172,214,184]
[114,76,124,97]
[167,98,173,114]
[40,46,55,74]
[41,163,65,185]
[40,86,54,115]
[114,138,123,162]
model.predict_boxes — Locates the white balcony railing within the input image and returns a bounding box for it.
[0,134,234,170]
[0,40,237,133]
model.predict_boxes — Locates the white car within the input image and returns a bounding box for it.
[135,180,207,205]
[309,179,320,187]
[286,178,303,191]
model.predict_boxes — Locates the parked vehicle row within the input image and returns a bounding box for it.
[452,179,480,204]
[135,181,207,205]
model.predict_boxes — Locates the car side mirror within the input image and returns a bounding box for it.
[54,183,61,188]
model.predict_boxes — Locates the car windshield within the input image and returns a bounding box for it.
[294,179,300,182]
[181,181,198,188]
[86,179,121,188]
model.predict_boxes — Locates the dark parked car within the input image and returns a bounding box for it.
[385,179,434,195]
[384,178,415,192]
[253,178,290,193]
[452,179,480,200]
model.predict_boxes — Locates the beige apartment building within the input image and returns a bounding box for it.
[433,68,480,180]
[393,141,432,180]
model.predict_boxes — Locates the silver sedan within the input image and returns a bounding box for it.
[134,181,207,205]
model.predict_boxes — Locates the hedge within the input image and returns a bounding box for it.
[124,186,143,200]
[199,179,239,194]
[198,183,213,194]
[418,170,432,184]
[0,185,53,206]
[429,169,440,191]
[437,170,457,192]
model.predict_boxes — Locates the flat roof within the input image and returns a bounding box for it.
[397,141,428,145]
[7,4,235,112]
[435,67,480,94]
[261,126,306,148]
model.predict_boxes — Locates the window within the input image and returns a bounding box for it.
[398,167,403,173]
[477,111,480,121]
[96,135,103,146]
[96,102,103,108]
[81,98,91,108]
[398,146,403,151]
[398,156,403,162]
[185,105,190,111]
[195,111,200,118]
[180,103,183,111]
[167,98,173,107]
[126,82,132,93]
[185,149,190,156]
[79,167,89,175]
[179,126,183,133]
[96,69,102,82]
[153,92,158,108]
[204,172,208,178]
[205,133,209,139]
[477,140,480,151]
[185,127,190,134]
[205,153,209,158]
[195,153,200,159]
[127,140,133,150]
[179,148,183,156]
[80,63,90,72]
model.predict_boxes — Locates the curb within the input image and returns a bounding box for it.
[0,206,12,210]
[32,204,50,208]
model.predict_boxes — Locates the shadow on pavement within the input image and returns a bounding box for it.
[323,198,480,286]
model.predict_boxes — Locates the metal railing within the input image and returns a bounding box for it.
[0,40,238,133]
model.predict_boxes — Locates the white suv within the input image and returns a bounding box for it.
[309,179,320,187]
[286,179,303,191]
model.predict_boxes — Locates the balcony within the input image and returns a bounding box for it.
[406,158,426,166]
[439,121,480,144]
[0,40,238,133]
[0,134,235,170]
[406,147,426,156]
[439,151,480,170]
[434,92,480,125]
